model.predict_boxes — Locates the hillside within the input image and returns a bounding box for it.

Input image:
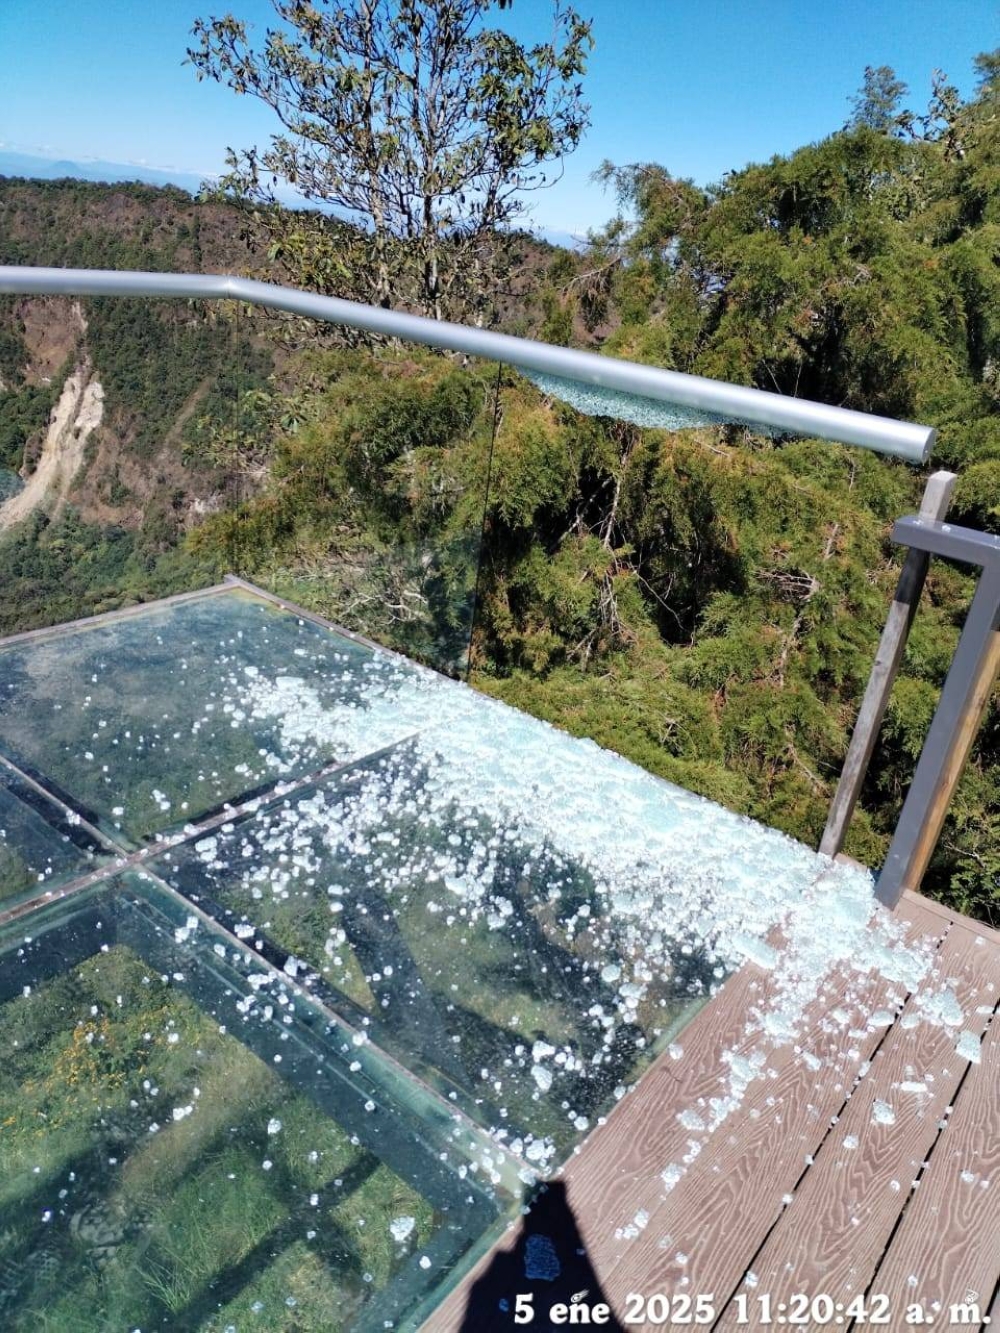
[0,177,569,536]
[0,181,259,580]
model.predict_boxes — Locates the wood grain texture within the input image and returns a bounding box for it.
[902,887,1000,949]
[598,899,945,1316]
[713,919,1000,1330]
[570,895,949,1279]
[869,1001,1000,1319]
[899,626,1000,898]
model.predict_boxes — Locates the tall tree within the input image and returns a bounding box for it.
[189,0,592,324]
[847,64,911,134]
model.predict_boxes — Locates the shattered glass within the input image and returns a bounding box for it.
[523,369,779,435]
[0,876,504,1331]
[151,740,710,1158]
[0,590,422,847]
[0,582,896,1329]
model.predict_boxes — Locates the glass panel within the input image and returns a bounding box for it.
[0,874,511,1331]
[0,765,106,907]
[252,341,498,676]
[0,586,428,847]
[151,738,714,1166]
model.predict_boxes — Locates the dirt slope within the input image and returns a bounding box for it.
[0,362,104,530]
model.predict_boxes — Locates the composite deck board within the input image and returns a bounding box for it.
[544,952,786,1243]
[430,898,945,1331]
[712,918,1000,1329]
[867,972,1000,1322]
[599,898,946,1316]
[568,898,942,1293]
[901,886,1000,949]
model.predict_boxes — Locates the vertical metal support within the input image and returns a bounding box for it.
[820,471,956,859]
[875,519,1000,908]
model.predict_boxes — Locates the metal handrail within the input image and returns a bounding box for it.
[0,265,935,462]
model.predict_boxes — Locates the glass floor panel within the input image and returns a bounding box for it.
[0,589,427,847]
[0,765,107,909]
[151,740,711,1163]
[0,582,865,1328]
[0,874,509,1332]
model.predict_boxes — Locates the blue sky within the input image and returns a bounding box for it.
[0,0,997,236]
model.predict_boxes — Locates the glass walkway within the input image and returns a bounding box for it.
[0,580,874,1331]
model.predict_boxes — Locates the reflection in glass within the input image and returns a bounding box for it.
[0,588,423,847]
[0,765,105,906]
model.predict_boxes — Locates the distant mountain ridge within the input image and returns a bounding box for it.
[0,150,212,195]
[0,151,585,250]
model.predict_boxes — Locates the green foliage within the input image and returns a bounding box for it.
[0,943,437,1331]
[0,177,273,478]
[189,349,496,668]
[84,297,265,461]
[847,65,911,134]
[0,508,221,637]
[0,315,28,388]
[0,379,61,473]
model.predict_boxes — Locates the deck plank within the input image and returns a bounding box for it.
[429,898,945,1331]
[712,918,1000,1329]
[902,887,1000,949]
[870,988,1000,1323]
[596,898,945,1316]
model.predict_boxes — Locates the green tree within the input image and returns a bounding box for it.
[188,0,593,324]
[847,64,911,134]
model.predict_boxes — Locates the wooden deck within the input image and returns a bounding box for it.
[431,891,1000,1331]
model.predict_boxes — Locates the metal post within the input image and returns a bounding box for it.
[876,517,1000,908]
[820,471,956,858]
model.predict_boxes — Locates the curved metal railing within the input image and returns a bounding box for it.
[0,265,935,462]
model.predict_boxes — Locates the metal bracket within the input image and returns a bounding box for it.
[876,516,1000,907]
